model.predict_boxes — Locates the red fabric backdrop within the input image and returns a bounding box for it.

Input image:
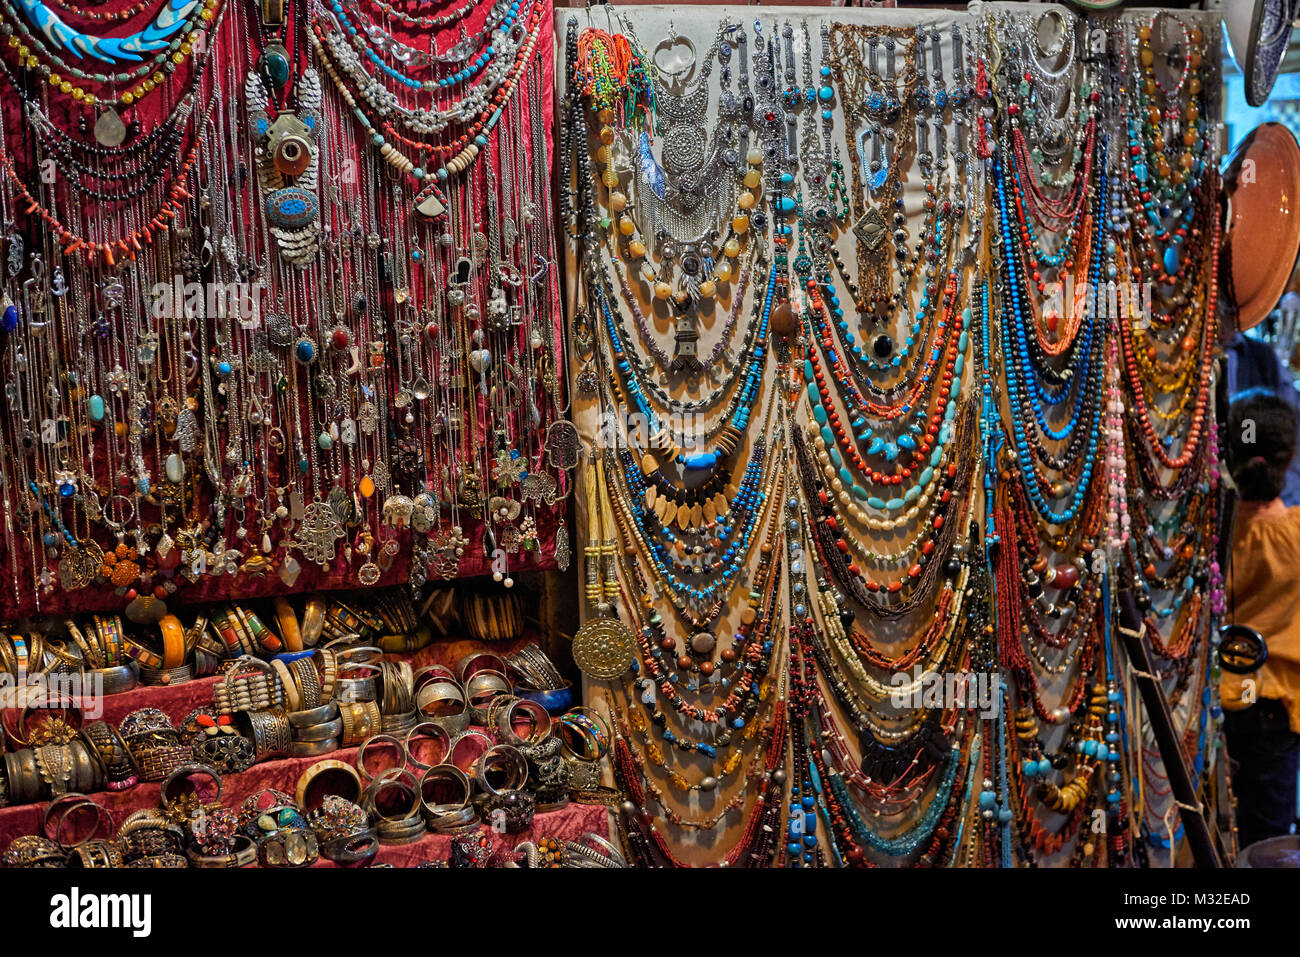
[0,0,566,621]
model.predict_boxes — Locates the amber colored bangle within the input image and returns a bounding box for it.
[274,597,303,652]
[158,614,186,669]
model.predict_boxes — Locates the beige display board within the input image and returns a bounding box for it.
[556,3,1222,866]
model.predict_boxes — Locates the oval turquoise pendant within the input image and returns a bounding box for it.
[259,43,291,91]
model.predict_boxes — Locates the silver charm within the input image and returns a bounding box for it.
[545,420,582,470]
[294,501,344,567]
[554,524,571,572]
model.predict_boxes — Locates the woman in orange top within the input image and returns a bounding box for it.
[1226,391,1300,849]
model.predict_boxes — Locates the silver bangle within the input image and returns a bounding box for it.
[288,739,339,758]
[475,744,528,796]
[355,733,408,782]
[293,718,343,743]
[287,702,339,728]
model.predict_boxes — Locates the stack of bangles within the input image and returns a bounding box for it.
[53,618,138,694]
[504,643,566,691]
[418,764,476,833]
[413,669,470,736]
[475,744,529,796]
[79,721,139,790]
[43,792,115,852]
[335,661,381,706]
[323,601,384,643]
[287,702,342,758]
[557,707,612,762]
[489,696,553,747]
[460,591,524,643]
[362,769,426,845]
[377,660,417,734]
[209,606,281,658]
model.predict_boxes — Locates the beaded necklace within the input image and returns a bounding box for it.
[0,0,217,108]
[309,0,543,215]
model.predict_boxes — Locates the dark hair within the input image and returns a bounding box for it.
[1228,391,1298,501]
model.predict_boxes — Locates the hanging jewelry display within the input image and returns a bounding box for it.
[0,0,573,622]
[562,4,1227,871]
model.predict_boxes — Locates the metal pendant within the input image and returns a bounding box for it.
[545,420,582,470]
[571,616,637,680]
[554,524,571,572]
[293,501,344,567]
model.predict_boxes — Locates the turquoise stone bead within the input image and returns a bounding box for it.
[88,395,105,422]
[1163,244,1180,274]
